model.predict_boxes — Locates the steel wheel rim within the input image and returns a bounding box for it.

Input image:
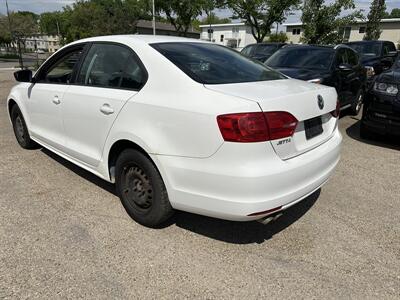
[15,115,25,142]
[122,165,153,211]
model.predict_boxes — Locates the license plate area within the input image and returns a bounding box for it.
[304,116,323,140]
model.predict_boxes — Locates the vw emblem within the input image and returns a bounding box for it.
[317,95,324,110]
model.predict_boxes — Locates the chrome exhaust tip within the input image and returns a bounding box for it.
[257,212,283,225]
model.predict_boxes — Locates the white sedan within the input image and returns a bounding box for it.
[8,35,341,227]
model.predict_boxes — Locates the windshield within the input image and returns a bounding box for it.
[152,42,286,84]
[347,43,381,57]
[266,47,335,70]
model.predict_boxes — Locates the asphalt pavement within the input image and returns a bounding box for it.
[0,70,399,299]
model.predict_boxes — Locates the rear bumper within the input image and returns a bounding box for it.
[153,129,342,221]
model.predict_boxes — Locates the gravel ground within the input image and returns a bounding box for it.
[0,70,399,299]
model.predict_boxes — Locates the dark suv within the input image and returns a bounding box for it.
[345,40,398,77]
[265,44,367,115]
[241,43,286,63]
[361,56,400,139]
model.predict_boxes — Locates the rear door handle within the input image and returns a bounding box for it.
[100,104,114,115]
[52,96,60,105]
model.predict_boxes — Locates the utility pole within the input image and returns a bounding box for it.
[152,0,156,35]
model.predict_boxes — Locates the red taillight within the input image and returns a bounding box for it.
[331,100,340,118]
[217,111,298,143]
[217,112,269,142]
[264,111,298,140]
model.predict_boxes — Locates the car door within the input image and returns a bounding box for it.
[345,48,363,103]
[27,44,85,150]
[61,42,147,167]
[334,48,350,106]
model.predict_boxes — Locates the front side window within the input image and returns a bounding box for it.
[152,42,285,85]
[346,49,358,66]
[77,43,145,89]
[41,48,83,84]
[335,49,348,66]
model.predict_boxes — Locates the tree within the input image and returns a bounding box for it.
[224,0,300,43]
[301,0,363,45]
[386,8,400,19]
[42,0,151,44]
[364,0,386,40]
[268,32,288,42]
[155,0,209,36]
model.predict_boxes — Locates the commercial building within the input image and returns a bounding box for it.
[285,18,400,47]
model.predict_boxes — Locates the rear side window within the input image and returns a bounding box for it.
[77,43,146,90]
[152,42,285,84]
[383,42,396,55]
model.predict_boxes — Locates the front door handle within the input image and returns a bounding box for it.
[52,96,60,105]
[100,104,114,115]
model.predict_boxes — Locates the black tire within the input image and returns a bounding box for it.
[360,122,376,140]
[115,149,173,227]
[10,105,38,149]
[351,88,364,116]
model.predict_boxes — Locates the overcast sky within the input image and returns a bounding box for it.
[1,0,399,24]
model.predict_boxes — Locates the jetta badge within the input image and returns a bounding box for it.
[317,95,324,110]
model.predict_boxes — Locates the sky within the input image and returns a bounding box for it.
[0,0,399,24]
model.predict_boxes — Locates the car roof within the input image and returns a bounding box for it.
[345,40,388,45]
[69,34,208,46]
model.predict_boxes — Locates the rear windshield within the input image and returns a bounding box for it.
[151,42,286,84]
[347,43,381,57]
[266,47,335,70]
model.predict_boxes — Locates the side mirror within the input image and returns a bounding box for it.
[338,63,352,72]
[14,69,33,83]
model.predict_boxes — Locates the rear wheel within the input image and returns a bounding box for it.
[11,105,38,149]
[115,149,173,227]
[351,89,364,116]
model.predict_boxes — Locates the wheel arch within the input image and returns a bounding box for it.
[107,139,155,182]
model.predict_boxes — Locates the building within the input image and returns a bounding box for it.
[199,23,252,49]
[199,22,280,49]
[23,34,61,53]
[136,20,200,39]
[285,18,400,47]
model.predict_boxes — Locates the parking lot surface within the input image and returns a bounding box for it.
[0,70,399,299]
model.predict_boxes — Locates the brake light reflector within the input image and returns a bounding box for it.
[331,100,340,118]
[217,111,298,142]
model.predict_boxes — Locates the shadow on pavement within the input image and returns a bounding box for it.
[41,147,320,244]
[345,120,400,151]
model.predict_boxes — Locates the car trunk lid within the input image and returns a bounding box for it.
[205,79,339,159]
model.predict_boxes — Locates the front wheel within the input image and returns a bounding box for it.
[351,89,364,116]
[115,149,174,227]
[11,105,38,149]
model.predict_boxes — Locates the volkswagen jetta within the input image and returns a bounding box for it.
[8,35,342,227]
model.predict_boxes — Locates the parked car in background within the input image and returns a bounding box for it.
[241,42,286,63]
[265,44,366,115]
[345,40,398,78]
[361,55,400,139]
[8,35,341,227]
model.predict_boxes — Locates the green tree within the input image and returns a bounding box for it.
[58,0,150,43]
[224,0,300,43]
[268,32,288,42]
[387,8,400,18]
[364,0,386,40]
[155,0,210,36]
[301,0,363,44]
